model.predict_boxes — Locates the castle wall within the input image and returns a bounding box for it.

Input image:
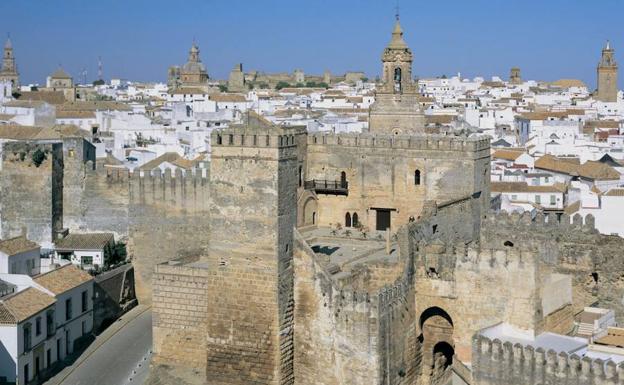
[67,165,210,304]
[472,334,624,385]
[152,260,209,371]
[0,141,63,247]
[481,211,624,322]
[129,169,210,304]
[293,230,382,385]
[414,246,541,364]
[306,133,490,232]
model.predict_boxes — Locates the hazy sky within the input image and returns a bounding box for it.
[1,0,622,89]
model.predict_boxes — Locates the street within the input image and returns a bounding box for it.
[44,307,153,385]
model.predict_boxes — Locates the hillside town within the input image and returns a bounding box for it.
[0,8,623,385]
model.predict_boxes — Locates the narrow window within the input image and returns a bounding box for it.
[36,317,41,336]
[216,135,222,145]
[345,212,352,228]
[415,170,421,185]
[340,171,347,187]
[65,298,72,321]
[81,290,88,312]
[352,213,359,227]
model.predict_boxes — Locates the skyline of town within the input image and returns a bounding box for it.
[1,0,622,87]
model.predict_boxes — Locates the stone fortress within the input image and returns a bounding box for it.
[144,18,624,385]
[2,17,624,385]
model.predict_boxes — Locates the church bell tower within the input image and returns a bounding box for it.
[369,15,425,135]
[596,40,618,103]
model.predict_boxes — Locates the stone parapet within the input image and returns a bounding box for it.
[308,132,490,153]
[472,333,624,385]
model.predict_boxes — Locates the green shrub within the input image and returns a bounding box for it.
[31,149,46,167]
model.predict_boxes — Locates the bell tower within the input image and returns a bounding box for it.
[0,35,19,88]
[380,16,415,94]
[369,15,425,135]
[596,40,618,103]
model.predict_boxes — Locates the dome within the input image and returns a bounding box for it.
[182,61,206,73]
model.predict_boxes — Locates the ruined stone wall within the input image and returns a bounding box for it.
[481,211,624,321]
[306,133,490,232]
[472,334,624,385]
[152,260,209,371]
[0,141,63,247]
[293,230,381,385]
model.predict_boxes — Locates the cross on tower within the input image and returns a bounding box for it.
[395,0,400,21]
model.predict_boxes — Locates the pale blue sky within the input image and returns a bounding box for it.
[1,0,622,88]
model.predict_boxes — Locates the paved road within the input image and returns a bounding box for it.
[45,307,153,385]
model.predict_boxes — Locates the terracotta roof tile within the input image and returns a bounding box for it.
[55,233,114,251]
[0,287,55,324]
[33,264,93,295]
[0,236,39,256]
[491,181,566,193]
[492,149,525,161]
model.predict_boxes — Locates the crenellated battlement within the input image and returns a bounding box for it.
[378,276,412,313]
[485,210,597,234]
[211,129,301,149]
[85,160,209,185]
[473,333,624,385]
[307,132,490,153]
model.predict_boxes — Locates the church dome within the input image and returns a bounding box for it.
[182,61,206,73]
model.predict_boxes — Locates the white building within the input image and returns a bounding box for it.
[54,233,115,270]
[0,265,93,384]
[0,236,41,276]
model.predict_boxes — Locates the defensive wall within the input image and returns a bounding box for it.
[472,334,624,385]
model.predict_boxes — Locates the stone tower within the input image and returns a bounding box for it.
[227,63,246,92]
[509,67,521,84]
[205,113,304,384]
[596,40,618,102]
[0,36,19,89]
[369,16,425,134]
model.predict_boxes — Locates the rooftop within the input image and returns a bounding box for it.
[0,236,39,256]
[0,287,55,325]
[55,233,114,251]
[33,264,93,295]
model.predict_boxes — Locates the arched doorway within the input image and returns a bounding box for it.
[352,212,359,228]
[345,212,351,228]
[303,197,318,226]
[419,307,454,382]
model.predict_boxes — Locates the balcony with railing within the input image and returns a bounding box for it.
[304,179,349,196]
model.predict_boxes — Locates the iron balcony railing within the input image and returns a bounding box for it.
[304,179,348,195]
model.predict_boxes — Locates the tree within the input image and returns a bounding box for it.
[275,81,290,90]
[31,149,46,167]
[104,242,127,268]
[218,85,228,92]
